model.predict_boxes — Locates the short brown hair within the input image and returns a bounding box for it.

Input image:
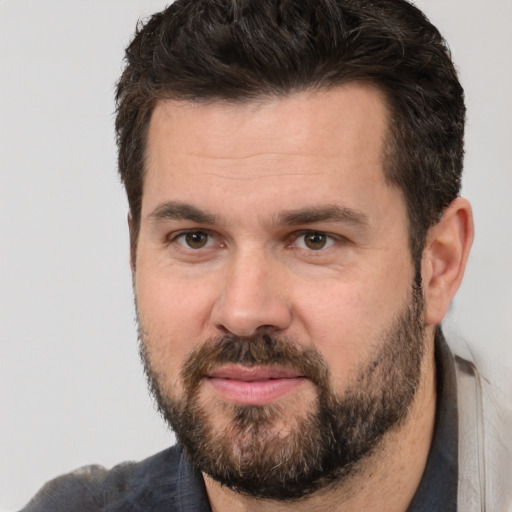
[116,0,465,261]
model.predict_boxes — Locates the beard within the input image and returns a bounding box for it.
[138,281,425,501]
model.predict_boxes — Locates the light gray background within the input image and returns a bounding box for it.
[1,1,511,510]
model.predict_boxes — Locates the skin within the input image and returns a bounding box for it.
[132,84,474,511]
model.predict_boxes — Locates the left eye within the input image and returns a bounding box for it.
[175,231,214,249]
[292,231,336,251]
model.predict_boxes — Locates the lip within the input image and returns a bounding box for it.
[206,365,306,405]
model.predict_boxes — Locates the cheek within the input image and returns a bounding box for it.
[135,267,216,389]
[292,258,414,381]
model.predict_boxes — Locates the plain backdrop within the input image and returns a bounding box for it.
[1,1,511,510]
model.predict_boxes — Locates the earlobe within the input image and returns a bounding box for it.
[422,198,474,326]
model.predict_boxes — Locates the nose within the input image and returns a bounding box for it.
[210,250,293,337]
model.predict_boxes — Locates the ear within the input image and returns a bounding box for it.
[422,198,474,326]
[128,212,137,275]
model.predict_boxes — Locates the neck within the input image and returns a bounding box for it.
[204,338,437,512]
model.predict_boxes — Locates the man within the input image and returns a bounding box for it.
[21,0,510,511]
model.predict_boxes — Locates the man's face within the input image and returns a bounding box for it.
[134,85,426,498]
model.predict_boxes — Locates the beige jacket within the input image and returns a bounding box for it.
[453,338,512,511]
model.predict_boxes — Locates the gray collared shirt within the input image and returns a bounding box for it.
[407,332,458,511]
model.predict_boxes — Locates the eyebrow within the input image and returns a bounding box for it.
[148,201,368,228]
[148,201,217,224]
[149,201,368,232]
[275,205,369,227]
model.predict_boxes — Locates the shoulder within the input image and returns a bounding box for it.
[20,446,186,512]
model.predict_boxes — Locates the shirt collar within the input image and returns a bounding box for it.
[406,329,458,511]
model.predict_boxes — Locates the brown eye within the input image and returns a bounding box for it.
[303,232,327,250]
[182,231,210,249]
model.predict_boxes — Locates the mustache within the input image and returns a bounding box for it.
[180,334,330,392]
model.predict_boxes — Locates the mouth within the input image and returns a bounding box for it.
[206,365,307,405]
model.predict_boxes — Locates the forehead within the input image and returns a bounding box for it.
[142,84,399,224]
[147,84,389,164]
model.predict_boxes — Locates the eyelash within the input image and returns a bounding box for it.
[170,230,219,250]
[168,229,342,252]
[289,230,339,251]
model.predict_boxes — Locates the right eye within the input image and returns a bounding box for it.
[174,231,214,249]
